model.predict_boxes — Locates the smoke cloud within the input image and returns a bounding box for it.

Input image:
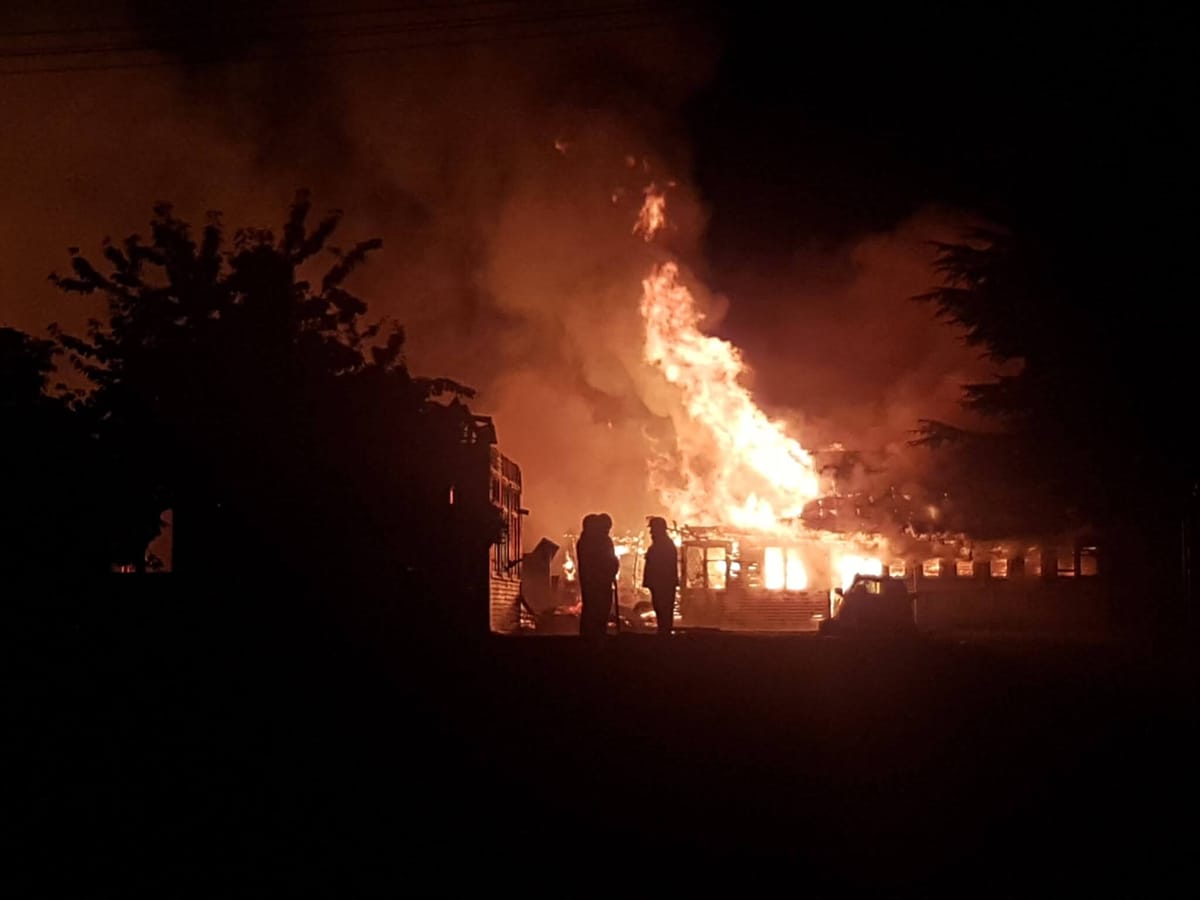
[1,3,991,543]
[714,209,996,496]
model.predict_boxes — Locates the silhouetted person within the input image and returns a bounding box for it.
[642,516,678,636]
[576,513,619,639]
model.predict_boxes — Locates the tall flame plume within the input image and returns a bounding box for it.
[632,177,889,592]
[640,261,821,532]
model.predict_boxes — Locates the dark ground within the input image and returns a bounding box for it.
[10,579,1198,893]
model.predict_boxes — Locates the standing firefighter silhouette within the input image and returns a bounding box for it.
[642,516,679,635]
[576,513,619,639]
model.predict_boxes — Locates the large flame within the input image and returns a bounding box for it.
[640,261,821,531]
[631,177,892,595]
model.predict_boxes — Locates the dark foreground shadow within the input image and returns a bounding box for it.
[8,577,1198,892]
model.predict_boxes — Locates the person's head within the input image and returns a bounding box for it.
[596,513,613,534]
[647,516,669,539]
[580,513,598,534]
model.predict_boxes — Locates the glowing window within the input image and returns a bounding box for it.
[1080,547,1099,576]
[956,560,974,577]
[764,547,784,590]
[706,561,727,591]
[685,546,706,589]
[784,549,807,591]
[706,546,728,591]
[684,545,728,590]
[1025,548,1042,577]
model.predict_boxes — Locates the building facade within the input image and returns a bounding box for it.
[456,416,525,635]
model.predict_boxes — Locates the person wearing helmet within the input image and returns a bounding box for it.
[642,516,679,636]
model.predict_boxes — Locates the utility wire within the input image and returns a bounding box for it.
[0,9,697,77]
[0,2,682,59]
[0,1,532,38]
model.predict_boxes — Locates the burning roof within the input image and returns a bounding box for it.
[632,184,891,583]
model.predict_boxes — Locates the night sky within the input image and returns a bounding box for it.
[689,6,1189,306]
[1,2,1191,534]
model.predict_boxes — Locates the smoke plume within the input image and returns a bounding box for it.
[1,3,991,542]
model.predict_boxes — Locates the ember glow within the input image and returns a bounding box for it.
[633,183,667,241]
[640,262,821,531]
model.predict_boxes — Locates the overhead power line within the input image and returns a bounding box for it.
[0,2,685,60]
[0,6,698,78]
[0,1,526,39]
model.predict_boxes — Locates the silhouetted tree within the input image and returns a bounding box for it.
[0,327,54,404]
[913,227,1197,602]
[0,328,112,578]
[52,192,502,605]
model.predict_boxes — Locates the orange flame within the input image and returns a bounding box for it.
[640,262,821,532]
[633,183,666,242]
[833,553,883,590]
[632,181,892,592]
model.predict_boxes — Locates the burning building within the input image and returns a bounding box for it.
[629,206,898,630]
[516,184,1107,636]
[624,186,1105,632]
[515,186,924,633]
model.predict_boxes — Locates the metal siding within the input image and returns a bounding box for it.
[720,591,830,632]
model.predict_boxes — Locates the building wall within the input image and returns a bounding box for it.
[904,542,1112,634]
[488,446,523,635]
[721,591,830,632]
[913,577,1114,634]
[490,574,522,634]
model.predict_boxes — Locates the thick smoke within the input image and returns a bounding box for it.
[1,3,990,544]
[718,208,996,496]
